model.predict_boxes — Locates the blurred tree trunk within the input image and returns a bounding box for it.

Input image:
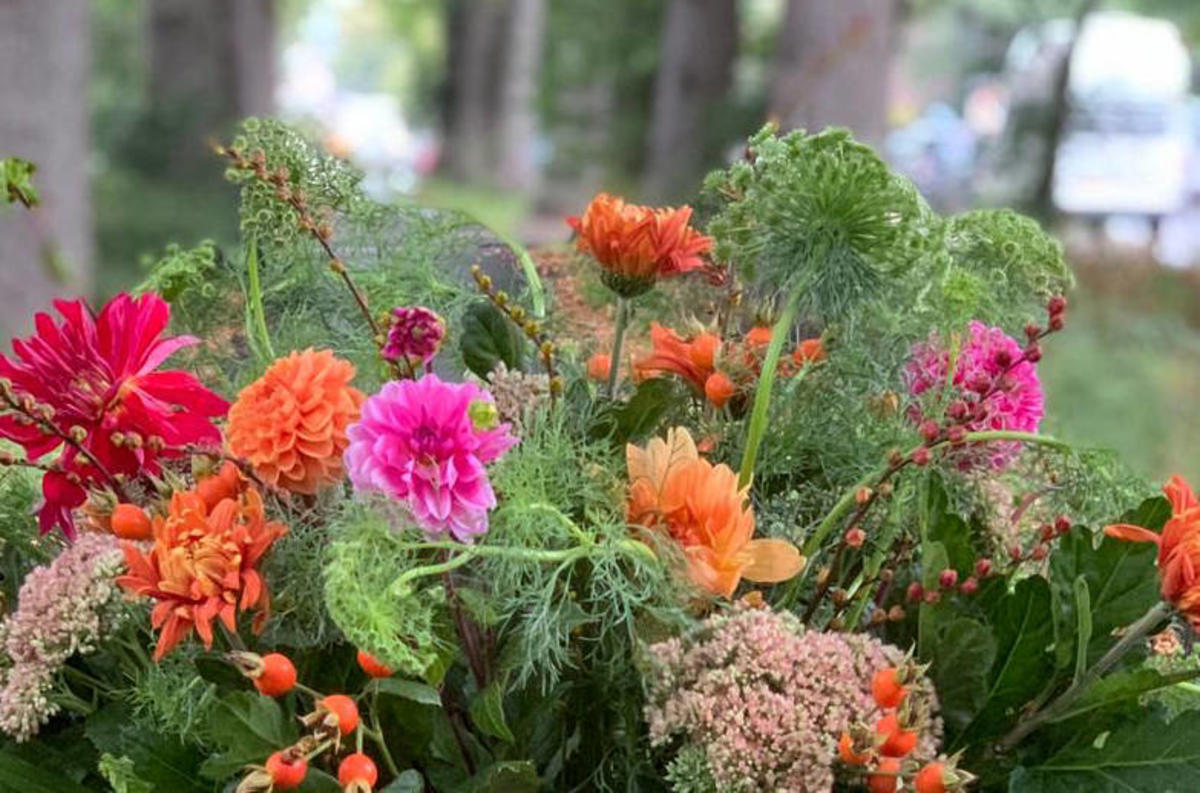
[644,0,738,201]
[442,0,508,182]
[768,0,896,148]
[0,0,92,338]
[148,0,276,173]
[497,0,547,192]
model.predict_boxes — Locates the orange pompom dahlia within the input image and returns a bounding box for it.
[627,427,804,597]
[567,193,712,297]
[117,481,288,660]
[227,349,364,494]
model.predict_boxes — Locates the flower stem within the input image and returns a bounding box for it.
[367,688,402,777]
[607,297,631,398]
[738,285,802,489]
[245,239,275,360]
[997,600,1172,751]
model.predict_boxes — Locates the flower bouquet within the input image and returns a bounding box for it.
[1,120,1197,792]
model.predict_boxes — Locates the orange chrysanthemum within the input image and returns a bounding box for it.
[627,427,804,597]
[117,472,288,660]
[567,193,712,297]
[634,324,720,393]
[227,348,364,494]
[1105,475,1200,629]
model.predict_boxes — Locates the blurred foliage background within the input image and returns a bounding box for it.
[2,0,1200,482]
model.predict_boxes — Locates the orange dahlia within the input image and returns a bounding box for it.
[634,324,720,394]
[1106,475,1200,629]
[227,348,364,494]
[117,475,288,659]
[627,427,804,597]
[567,192,712,297]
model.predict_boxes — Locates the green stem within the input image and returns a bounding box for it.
[489,225,545,318]
[494,502,593,546]
[607,297,631,398]
[389,544,589,597]
[738,286,803,489]
[245,239,275,359]
[367,689,402,777]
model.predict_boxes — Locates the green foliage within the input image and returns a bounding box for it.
[199,692,298,780]
[85,703,209,793]
[98,753,154,793]
[1,157,38,208]
[664,744,718,793]
[0,464,51,606]
[461,300,526,379]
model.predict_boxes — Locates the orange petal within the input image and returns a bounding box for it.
[1165,475,1198,513]
[1104,524,1162,545]
[740,538,805,583]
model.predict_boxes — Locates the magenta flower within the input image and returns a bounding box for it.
[905,320,1044,469]
[383,306,445,369]
[345,374,517,542]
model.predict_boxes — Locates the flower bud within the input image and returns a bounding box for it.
[911,446,931,466]
[1024,344,1042,363]
[906,582,924,602]
[923,590,942,604]
[1031,543,1049,561]
[960,576,979,595]
[947,426,966,445]
[888,605,906,621]
[844,527,866,548]
[1009,544,1024,561]
[468,400,499,431]
[938,568,958,589]
[1048,295,1067,316]
[975,558,992,577]
[1055,515,1072,534]
[920,420,940,443]
[1025,322,1041,340]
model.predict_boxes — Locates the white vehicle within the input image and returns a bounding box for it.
[1004,12,1193,221]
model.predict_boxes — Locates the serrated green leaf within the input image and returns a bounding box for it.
[929,618,997,739]
[460,300,524,379]
[376,677,443,707]
[469,680,515,743]
[1010,710,1200,792]
[380,769,425,792]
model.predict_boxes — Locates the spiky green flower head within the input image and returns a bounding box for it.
[703,125,938,320]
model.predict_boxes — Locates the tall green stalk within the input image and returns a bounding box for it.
[738,285,803,489]
[245,241,275,360]
[607,297,631,397]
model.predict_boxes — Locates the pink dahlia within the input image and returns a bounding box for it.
[383,306,445,369]
[905,321,1043,469]
[0,294,228,536]
[345,374,517,542]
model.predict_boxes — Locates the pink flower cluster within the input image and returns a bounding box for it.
[383,306,445,369]
[905,321,1044,470]
[0,534,126,741]
[345,374,517,542]
[644,606,940,792]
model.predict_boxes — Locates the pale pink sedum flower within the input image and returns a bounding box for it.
[344,374,517,542]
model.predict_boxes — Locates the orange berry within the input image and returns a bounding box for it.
[838,731,870,765]
[871,668,908,709]
[266,751,307,789]
[586,352,612,382]
[793,337,826,364]
[745,326,772,349]
[914,762,947,793]
[110,503,152,540]
[704,372,736,408]
[867,757,902,793]
[876,711,919,758]
[320,694,359,735]
[338,752,379,788]
[356,649,393,679]
[254,653,297,697]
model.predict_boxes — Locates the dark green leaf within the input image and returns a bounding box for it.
[952,577,1056,750]
[299,770,343,792]
[929,618,997,739]
[1047,668,1200,725]
[380,769,425,792]
[206,691,296,754]
[1010,709,1200,792]
[460,300,524,379]
[471,761,540,793]
[589,378,684,443]
[376,678,444,707]
[85,703,209,792]
[469,681,515,743]
[0,749,93,793]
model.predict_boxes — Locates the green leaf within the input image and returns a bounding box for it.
[98,754,154,793]
[922,474,978,574]
[206,691,296,754]
[952,577,1056,750]
[298,770,343,792]
[929,618,997,739]
[471,761,540,793]
[85,703,209,792]
[590,378,684,444]
[1010,709,1200,792]
[0,749,93,793]
[376,678,444,707]
[1,157,39,208]
[1072,576,1092,684]
[1047,668,1200,725]
[917,540,951,657]
[1050,527,1159,668]
[380,769,425,792]
[469,680,515,743]
[460,300,524,379]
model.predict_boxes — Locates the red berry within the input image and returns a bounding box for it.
[914,762,947,793]
[1025,323,1041,340]
[1049,314,1065,331]
[868,756,903,793]
[337,752,379,788]
[1055,515,1072,534]
[1031,543,1049,561]
[906,582,925,602]
[1025,344,1042,362]
[254,653,297,697]
[1039,523,1056,543]
[920,420,940,443]
[947,426,966,445]
[111,503,153,540]
[845,527,866,548]
[938,568,958,589]
[947,401,968,420]
[960,576,979,595]
[974,558,992,577]
[320,694,359,735]
[1048,295,1067,316]
[1009,544,1024,561]
[876,712,919,757]
[871,668,908,709]
[356,649,393,679]
[266,751,308,790]
[911,446,931,467]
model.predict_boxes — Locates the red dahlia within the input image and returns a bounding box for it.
[0,293,228,536]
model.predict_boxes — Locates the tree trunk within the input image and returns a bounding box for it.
[497,0,547,192]
[441,0,509,183]
[644,0,739,201]
[768,0,896,148]
[148,0,276,173]
[0,0,92,338]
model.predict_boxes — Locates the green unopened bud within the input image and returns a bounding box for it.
[468,400,499,431]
